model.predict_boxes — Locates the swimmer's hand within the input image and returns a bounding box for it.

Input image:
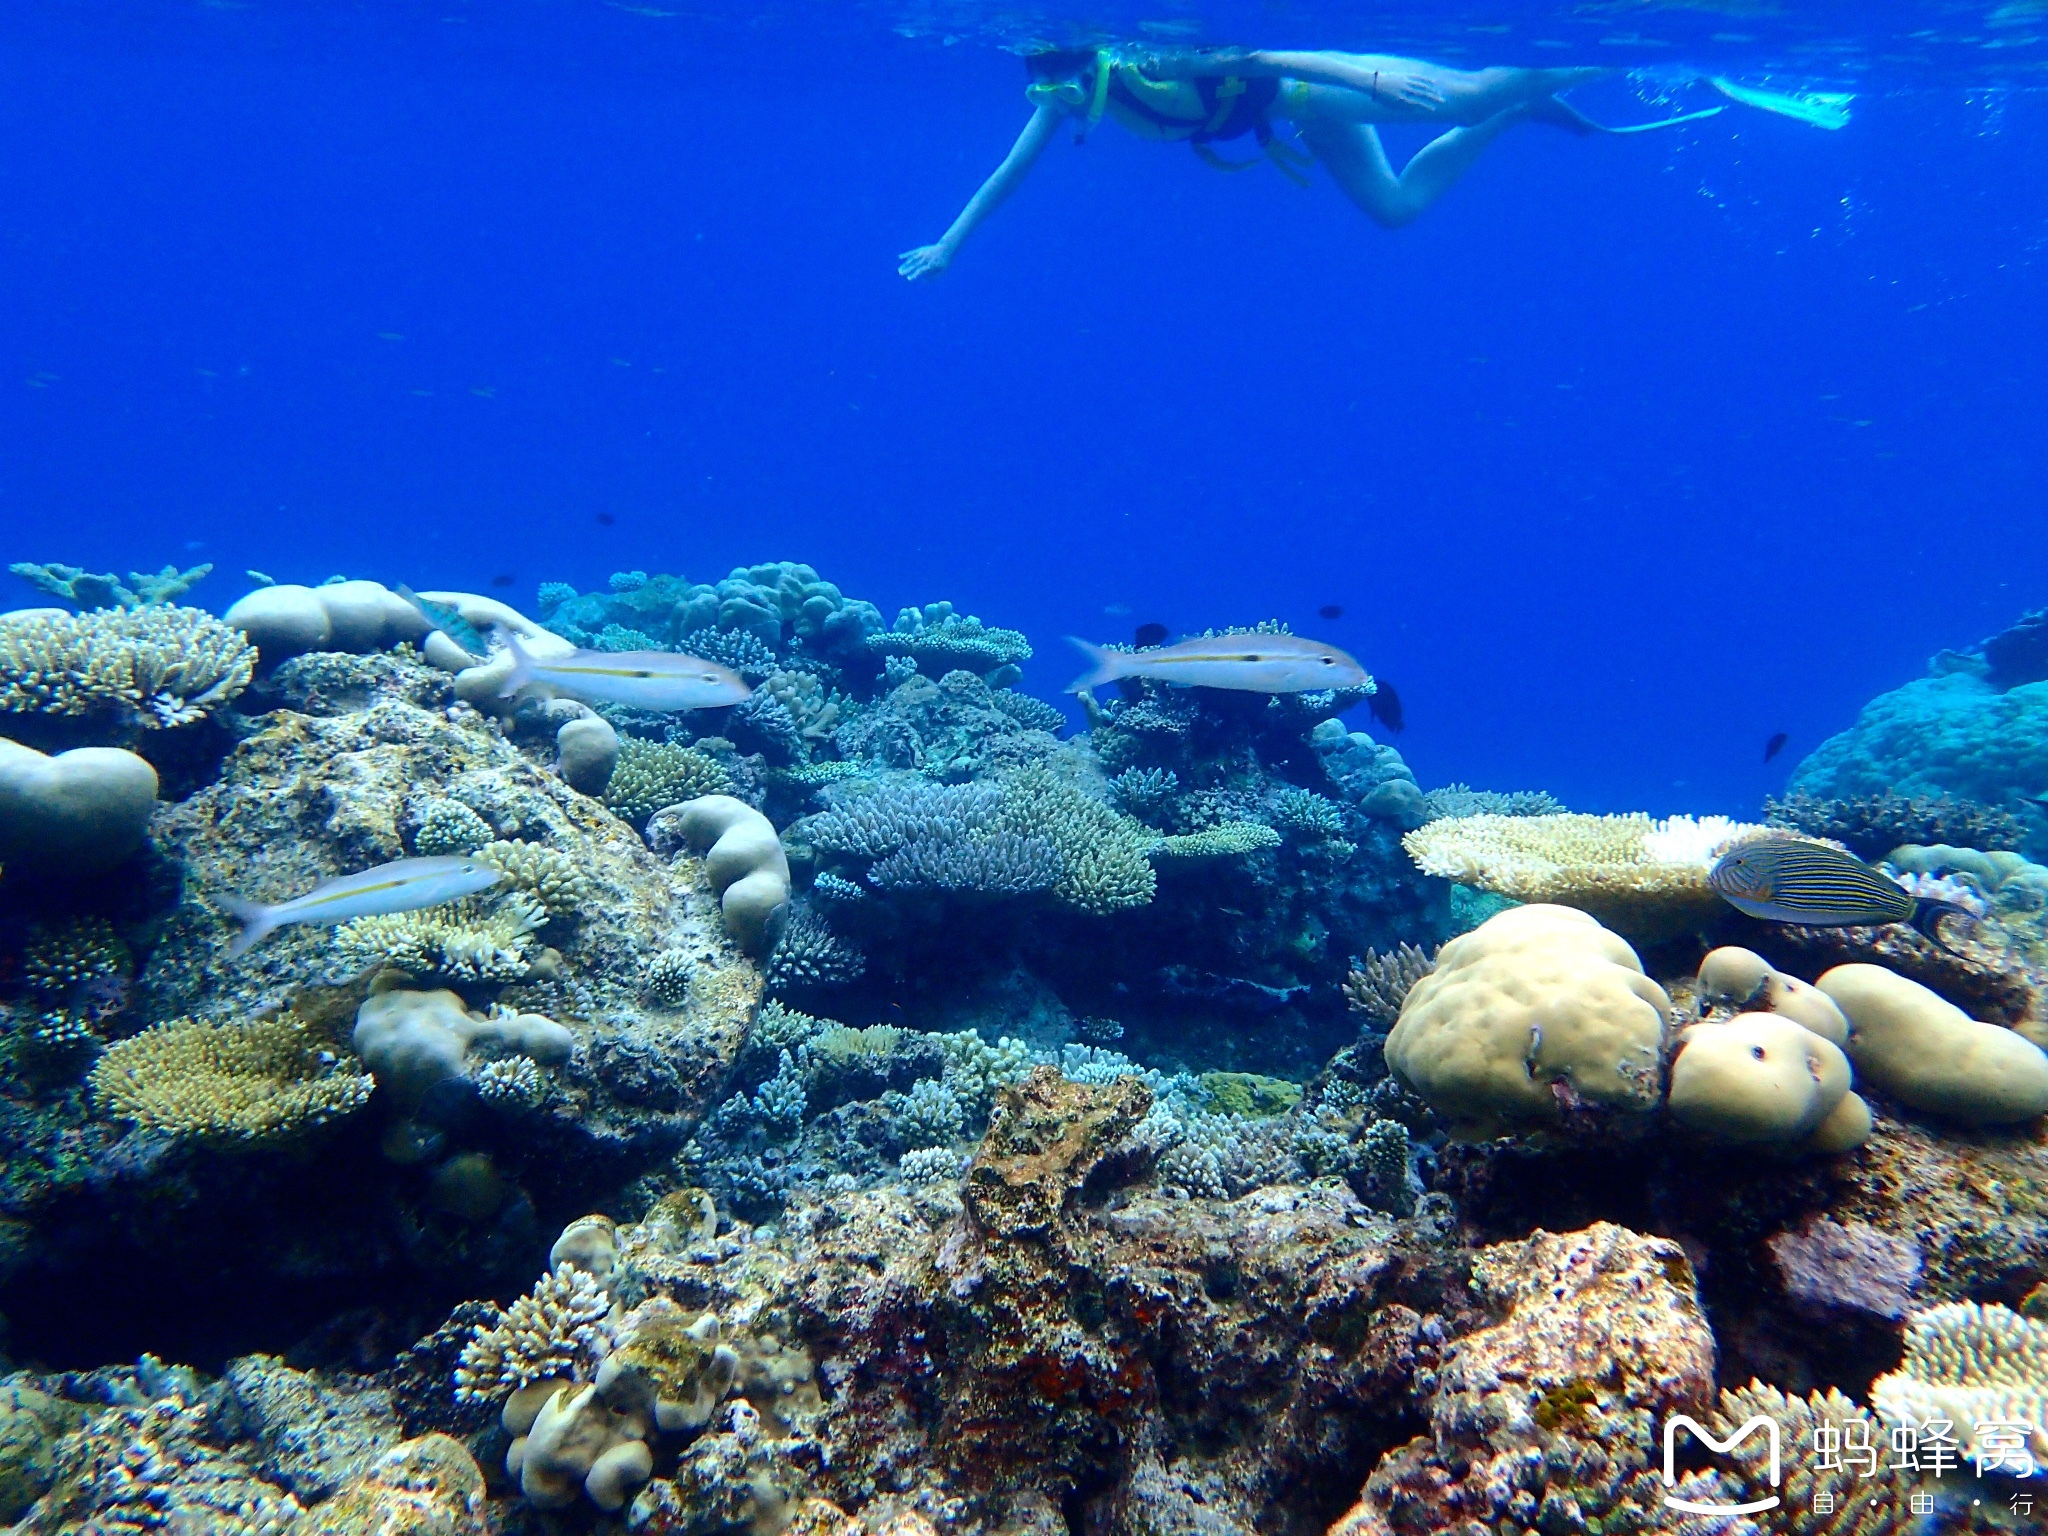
[898,244,952,281]
[1377,70,1445,108]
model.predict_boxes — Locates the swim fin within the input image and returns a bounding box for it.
[1534,96,1725,135]
[1709,77,1852,130]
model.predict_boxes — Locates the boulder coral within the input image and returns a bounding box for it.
[0,738,157,876]
[224,579,431,661]
[1667,1012,1871,1153]
[352,986,574,1113]
[1817,962,2048,1124]
[1695,944,1850,1045]
[1385,904,1670,1138]
[672,794,791,953]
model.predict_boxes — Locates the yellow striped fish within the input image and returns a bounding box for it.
[1708,837,1972,950]
[217,855,504,958]
[495,626,750,711]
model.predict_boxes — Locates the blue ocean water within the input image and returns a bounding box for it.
[2,0,2045,817]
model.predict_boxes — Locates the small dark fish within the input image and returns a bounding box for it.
[595,512,616,526]
[1318,603,1344,621]
[1709,836,1973,953]
[490,572,516,588]
[1133,622,1169,649]
[1368,680,1404,733]
[1763,731,1789,763]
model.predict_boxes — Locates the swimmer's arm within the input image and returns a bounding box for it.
[899,103,1064,281]
[1138,48,1446,109]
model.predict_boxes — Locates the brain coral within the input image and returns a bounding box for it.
[1403,811,1774,941]
[0,605,255,731]
[1385,903,1670,1138]
[89,1015,374,1145]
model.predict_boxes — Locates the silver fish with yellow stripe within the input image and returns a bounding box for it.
[1067,632,1371,695]
[495,626,751,712]
[1708,836,1973,951]
[218,855,504,958]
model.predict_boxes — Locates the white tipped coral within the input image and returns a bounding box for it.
[454,1264,615,1403]
[1403,811,1775,940]
[1872,1301,2048,1462]
[335,892,546,981]
[0,605,255,728]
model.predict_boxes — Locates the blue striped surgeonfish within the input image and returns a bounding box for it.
[1707,837,1974,951]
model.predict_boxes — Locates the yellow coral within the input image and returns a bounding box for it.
[0,605,255,727]
[89,1014,373,1144]
[605,740,732,824]
[1402,812,1774,940]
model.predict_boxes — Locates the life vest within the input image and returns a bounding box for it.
[1028,51,1315,184]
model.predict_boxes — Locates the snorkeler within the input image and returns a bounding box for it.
[899,48,1719,279]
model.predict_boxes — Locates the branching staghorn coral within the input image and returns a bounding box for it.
[764,904,866,994]
[996,766,1155,913]
[1419,782,1566,822]
[335,892,546,982]
[1271,787,1346,838]
[1344,942,1437,1026]
[604,738,734,824]
[1148,821,1282,860]
[22,916,131,1000]
[453,1265,615,1403]
[801,781,1005,859]
[1403,812,1778,939]
[0,605,255,729]
[644,947,695,1008]
[475,839,591,919]
[989,689,1065,734]
[1871,1301,2048,1462]
[883,1077,966,1150]
[867,830,1061,895]
[935,1031,1032,1119]
[89,1015,374,1145]
[10,560,213,610]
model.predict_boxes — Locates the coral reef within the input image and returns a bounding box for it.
[11,559,213,611]
[607,737,735,824]
[1767,787,2026,859]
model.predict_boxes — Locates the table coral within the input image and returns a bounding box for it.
[87,1014,374,1145]
[1403,811,1776,942]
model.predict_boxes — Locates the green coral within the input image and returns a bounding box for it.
[1148,821,1282,860]
[995,766,1155,914]
[1199,1072,1303,1118]
[605,738,734,824]
[0,604,255,728]
[764,761,865,788]
[22,917,130,999]
[10,560,212,611]
[412,798,494,856]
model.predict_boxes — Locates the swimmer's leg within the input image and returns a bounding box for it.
[1267,56,1604,124]
[1296,110,1525,229]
